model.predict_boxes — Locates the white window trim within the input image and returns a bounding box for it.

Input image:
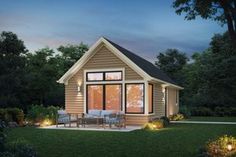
[83,68,151,115]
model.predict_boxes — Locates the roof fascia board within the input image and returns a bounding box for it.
[151,77,184,89]
[102,38,151,80]
[57,38,104,84]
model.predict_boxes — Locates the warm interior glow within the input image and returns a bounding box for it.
[105,72,122,80]
[126,84,144,113]
[87,84,122,111]
[148,84,153,113]
[87,85,103,110]
[105,85,121,111]
[87,72,103,81]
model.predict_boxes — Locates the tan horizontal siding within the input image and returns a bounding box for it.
[83,45,143,80]
[167,87,179,116]
[65,45,143,117]
[151,83,165,117]
[125,115,150,125]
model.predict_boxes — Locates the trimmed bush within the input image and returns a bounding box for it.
[7,139,37,157]
[26,105,59,126]
[160,116,170,127]
[0,108,24,126]
[169,113,184,121]
[198,135,236,157]
[143,119,164,130]
[6,108,24,126]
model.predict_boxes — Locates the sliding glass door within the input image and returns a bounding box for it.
[87,84,122,112]
[87,85,103,110]
[105,85,122,110]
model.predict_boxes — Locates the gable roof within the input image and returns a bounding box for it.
[58,37,183,89]
[104,38,178,86]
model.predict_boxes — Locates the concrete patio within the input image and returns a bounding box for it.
[39,124,142,132]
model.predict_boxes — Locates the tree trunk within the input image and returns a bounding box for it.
[220,0,236,47]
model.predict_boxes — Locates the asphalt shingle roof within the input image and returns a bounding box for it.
[104,38,179,86]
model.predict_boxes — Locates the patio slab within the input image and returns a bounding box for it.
[39,124,142,132]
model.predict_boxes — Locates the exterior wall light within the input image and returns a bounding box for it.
[77,85,81,92]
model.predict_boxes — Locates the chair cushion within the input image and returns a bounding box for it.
[88,110,101,117]
[58,110,67,115]
[101,110,115,117]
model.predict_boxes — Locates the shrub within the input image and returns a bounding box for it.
[0,120,6,152]
[7,139,37,157]
[26,105,59,126]
[143,119,164,130]
[5,108,24,126]
[0,108,24,126]
[169,113,184,121]
[191,107,214,116]
[0,152,15,157]
[214,107,236,117]
[198,135,236,157]
[0,109,6,121]
[179,106,191,118]
[160,116,170,127]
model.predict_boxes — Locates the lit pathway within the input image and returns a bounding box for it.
[170,121,236,125]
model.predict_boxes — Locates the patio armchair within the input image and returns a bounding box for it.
[104,112,126,129]
[56,110,78,127]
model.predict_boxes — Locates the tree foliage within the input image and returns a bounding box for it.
[0,31,88,109]
[0,31,28,108]
[155,49,188,85]
[173,0,236,46]
[156,32,236,108]
[182,32,236,107]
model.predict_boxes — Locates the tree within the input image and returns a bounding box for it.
[173,0,236,46]
[0,31,27,108]
[25,48,64,106]
[57,43,88,73]
[181,32,236,107]
[155,49,188,85]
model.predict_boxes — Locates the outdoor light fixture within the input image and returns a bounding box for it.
[227,143,233,151]
[77,85,81,92]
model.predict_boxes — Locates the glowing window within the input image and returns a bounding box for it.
[125,84,144,114]
[87,72,103,81]
[87,85,103,110]
[105,72,122,81]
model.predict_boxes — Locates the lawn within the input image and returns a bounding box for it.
[6,124,236,157]
[185,116,236,122]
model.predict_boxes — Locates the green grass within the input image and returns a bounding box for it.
[6,124,236,157]
[185,116,236,122]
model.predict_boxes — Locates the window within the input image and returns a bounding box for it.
[86,71,122,81]
[87,72,103,81]
[87,85,103,110]
[87,84,122,112]
[125,83,144,114]
[105,85,122,111]
[148,84,153,113]
[105,72,122,81]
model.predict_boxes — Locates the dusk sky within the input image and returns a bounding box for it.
[0,0,226,62]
